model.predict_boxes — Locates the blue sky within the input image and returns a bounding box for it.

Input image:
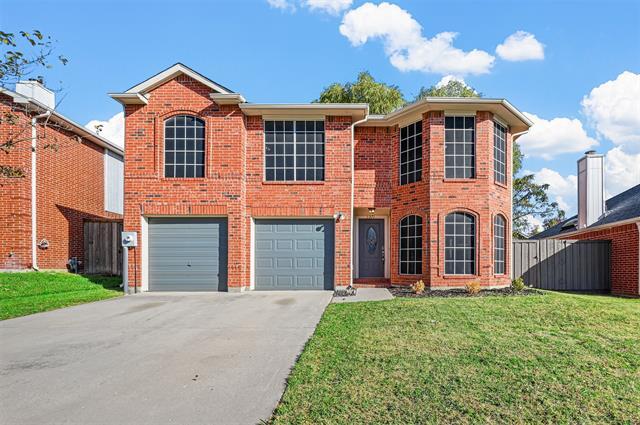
[2,0,639,218]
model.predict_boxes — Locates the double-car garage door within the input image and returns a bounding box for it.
[147,218,333,291]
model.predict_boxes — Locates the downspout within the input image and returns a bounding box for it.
[349,112,369,288]
[510,130,529,280]
[31,110,52,271]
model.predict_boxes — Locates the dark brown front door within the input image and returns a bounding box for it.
[358,219,384,278]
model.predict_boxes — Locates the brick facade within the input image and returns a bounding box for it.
[122,73,514,291]
[0,93,121,270]
[558,224,639,297]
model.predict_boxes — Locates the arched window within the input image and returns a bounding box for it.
[399,215,423,275]
[494,214,506,275]
[444,212,475,275]
[164,115,205,178]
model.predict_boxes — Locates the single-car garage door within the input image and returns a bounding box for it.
[255,219,334,290]
[148,217,228,291]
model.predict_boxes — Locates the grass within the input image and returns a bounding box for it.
[0,272,122,320]
[272,292,640,424]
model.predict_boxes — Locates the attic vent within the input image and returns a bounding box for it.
[561,218,578,230]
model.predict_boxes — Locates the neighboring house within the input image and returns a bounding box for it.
[533,151,640,297]
[0,81,124,271]
[110,63,532,293]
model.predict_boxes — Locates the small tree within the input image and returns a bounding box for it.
[315,71,405,115]
[1,30,71,178]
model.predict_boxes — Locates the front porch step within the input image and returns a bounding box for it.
[352,278,391,288]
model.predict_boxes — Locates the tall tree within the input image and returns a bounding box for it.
[414,80,480,100]
[315,71,405,115]
[512,142,565,238]
[1,30,69,178]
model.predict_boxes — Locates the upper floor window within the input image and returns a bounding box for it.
[444,212,476,275]
[264,120,324,181]
[494,214,506,275]
[399,215,423,275]
[445,116,475,179]
[164,115,205,178]
[494,121,507,184]
[400,120,422,185]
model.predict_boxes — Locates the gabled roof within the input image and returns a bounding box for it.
[532,183,640,239]
[0,87,124,156]
[110,63,238,105]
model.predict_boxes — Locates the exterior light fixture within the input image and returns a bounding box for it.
[333,212,345,222]
[368,207,376,217]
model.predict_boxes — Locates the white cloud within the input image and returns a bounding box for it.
[581,71,640,153]
[517,112,598,160]
[436,75,466,88]
[532,168,578,214]
[305,0,352,14]
[339,2,495,76]
[604,146,640,197]
[85,112,124,148]
[267,0,295,11]
[495,31,545,61]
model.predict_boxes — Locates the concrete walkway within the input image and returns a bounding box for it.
[332,288,394,303]
[0,291,332,425]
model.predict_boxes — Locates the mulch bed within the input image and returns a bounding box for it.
[390,286,544,298]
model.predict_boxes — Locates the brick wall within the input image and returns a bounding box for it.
[0,93,121,270]
[560,224,639,297]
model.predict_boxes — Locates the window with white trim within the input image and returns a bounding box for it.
[444,212,476,275]
[445,116,475,179]
[399,215,423,275]
[264,120,324,181]
[164,115,205,178]
[400,120,422,185]
[494,121,507,184]
[494,215,506,275]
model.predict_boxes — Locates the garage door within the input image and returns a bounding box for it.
[255,219,334,290]
[148,218,227,291]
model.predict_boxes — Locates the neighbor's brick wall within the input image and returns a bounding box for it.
[354,126,393,208]
[0,93,32,269]
[0,93,121,270]
[560,224,639,297]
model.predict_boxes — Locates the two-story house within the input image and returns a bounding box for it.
[110,63,531,293]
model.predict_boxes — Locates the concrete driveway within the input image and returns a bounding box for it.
[0,291,332,425]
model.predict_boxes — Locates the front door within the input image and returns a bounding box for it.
[358,219,385,278]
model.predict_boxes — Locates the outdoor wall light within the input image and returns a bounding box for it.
[333,212,346,222]
[368,207,376,217]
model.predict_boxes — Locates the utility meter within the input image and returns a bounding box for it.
[121,231,138,247]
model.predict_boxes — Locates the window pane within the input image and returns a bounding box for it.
[399,120,422,186]
[399,215,423,275]
[445,116,475,180]
[444,212,476,275]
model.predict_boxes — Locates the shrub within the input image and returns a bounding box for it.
[512,277,526,292]
[465,281,481,295]
[412,279,425,295]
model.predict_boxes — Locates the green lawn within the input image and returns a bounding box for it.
[272,292,640,424]
[0,272,122,320]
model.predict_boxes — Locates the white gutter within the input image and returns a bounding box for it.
[349,113,369,287]
[31,110,52,270]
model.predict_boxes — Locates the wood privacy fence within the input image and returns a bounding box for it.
[84,221,123,275]
[513,239,611,292]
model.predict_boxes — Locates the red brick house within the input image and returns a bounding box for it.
[110,63,531,292]
[0,81,124,271]
[534,151,640,297]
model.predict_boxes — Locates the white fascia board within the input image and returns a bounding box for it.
[125,63,232,95]
[239,103,369,120]
[209,93,246,105]
[108,92,149,105]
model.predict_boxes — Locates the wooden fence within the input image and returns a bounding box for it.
[83,221,123,275]
[513,239,611,292]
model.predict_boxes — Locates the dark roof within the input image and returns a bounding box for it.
[531,183,640,239]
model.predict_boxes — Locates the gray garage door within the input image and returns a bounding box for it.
[255,219,334,290]
[148,218,228,291]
